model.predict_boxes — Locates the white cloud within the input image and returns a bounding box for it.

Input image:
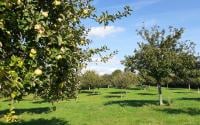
[82,56,124,75]
[84,65,121,75]
[88,26,125,38]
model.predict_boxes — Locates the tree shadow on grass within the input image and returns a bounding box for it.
[127,88,141,90]
[80,90,93,94]
[178,97,200,101]
[0,107,51,117]
[80,90,100,96]
[2,98,27,102]
[109,91,127,94]
[173,92,192,94]
[2,99,11,102]
[168,88,182,90]
[0,118,70,125]
[87,93,100,96]
[32,100,48,104]
[104,95,121,98]
[156,108,200,116]
[137,93,156,96]
[104,100,158,107]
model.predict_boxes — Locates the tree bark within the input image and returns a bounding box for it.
[121,89,123,98]
[51,101,56,111]
[157,83,163,105]
[188,83,191,91]
[93,89,95,94]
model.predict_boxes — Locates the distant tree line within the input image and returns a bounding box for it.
[79,70,139,90]
[80,67,200,91]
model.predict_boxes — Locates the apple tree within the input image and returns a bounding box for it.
[0,0,132,122]
[123,26,196,105]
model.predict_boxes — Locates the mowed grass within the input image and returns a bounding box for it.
[0,87,200,125]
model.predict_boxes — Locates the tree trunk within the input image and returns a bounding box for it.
[167,83,168,89]
[51,101,56,111]
[121,89,123,98]
[93,89,95,94]
[188,83,191,91]
[88,86,91,91]
[157,83,163,105]
[198,87,199,94]
[107,85,110,88]
[75,95,78,101]
[125,89,127,95]
[10,97,15,113]
[33,89,38,100]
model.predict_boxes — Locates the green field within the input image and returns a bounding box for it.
[0,87,200,125]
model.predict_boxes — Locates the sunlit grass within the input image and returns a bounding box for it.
[0,87,200,125]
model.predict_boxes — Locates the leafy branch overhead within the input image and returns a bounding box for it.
[0,0,132,122]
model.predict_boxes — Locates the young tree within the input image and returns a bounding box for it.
[111,70,121,86]
[80,70,99,90]
[122,71,138,90]
[186,63,200,93]
[196,77,200,93]
[123,26,195,105]
[195,60,200,93]
[0,0,132,121]
[173,53,197,90]
[161,75,173,89]
[139,71,156,89]
[101,74,112,88]
[112,71,137,96]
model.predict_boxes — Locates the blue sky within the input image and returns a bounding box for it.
[85,0,200,75]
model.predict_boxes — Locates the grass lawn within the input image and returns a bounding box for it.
[0,87,200,125]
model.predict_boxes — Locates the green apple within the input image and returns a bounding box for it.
[17,0,21,5]
[80,40,85,45]
[83,9,89,15]
[53,0,61,6]
[34,68,43,76]
[0,42,2,48]
[56,55,62,60]
[30,48,37,54]
[41,11,48,17]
